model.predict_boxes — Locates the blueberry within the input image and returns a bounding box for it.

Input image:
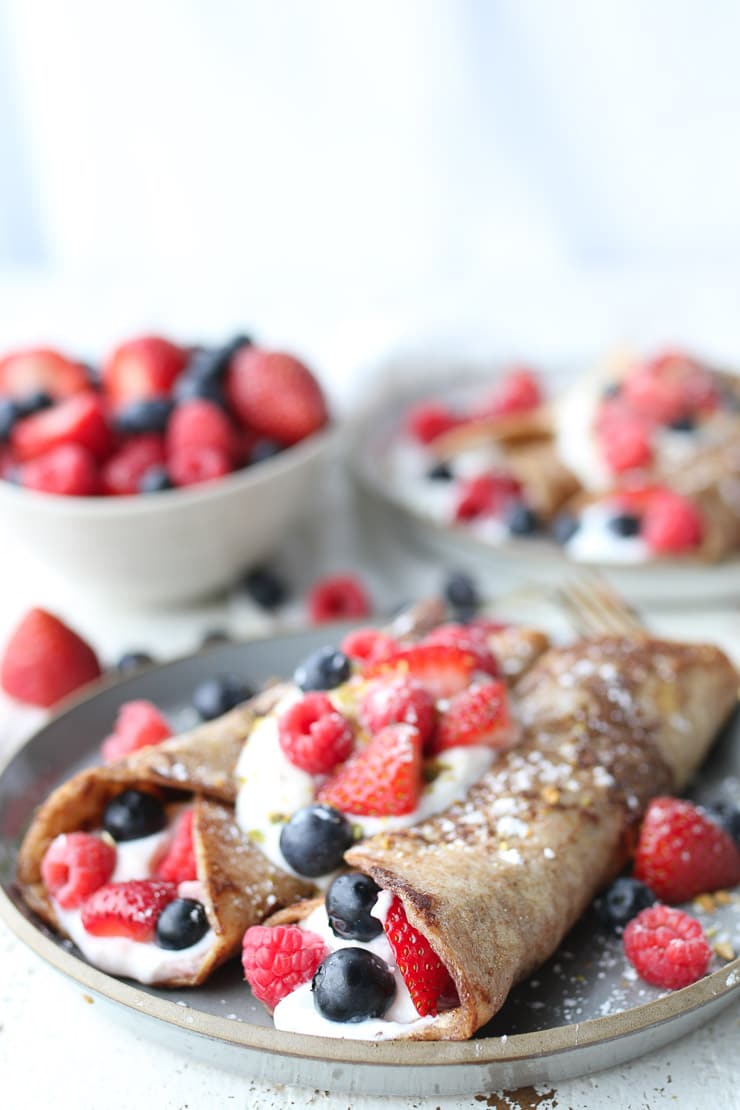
[312,948,396,1022]
[443,571,480,617]
[242,566,288,610]
[250,438,283,465]
[192,674,253,720]
[226,333,253,355]
[0,398,20,442]
[103,789,167,842]
[114,398,173,435]
[552,512,579,545]
[507,503,541,536]
[173,372,226,408]
[17,390,54,417]
[667,415,696,433]
[184,346,231,382]
[608,513,642,538]
[279,805,354,877]
[601,382,621,400]
[294,646,352,692]
[115,650,155,673]
[139,465,173,493]
[200,628,231,647]
[593,877,656,932]
[155,898,210,949]
[426,460,453,481]
[325,872,383,941]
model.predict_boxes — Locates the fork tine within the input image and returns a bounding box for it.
[557,573,646,637]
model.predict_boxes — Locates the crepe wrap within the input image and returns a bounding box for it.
[278,636,738,1039]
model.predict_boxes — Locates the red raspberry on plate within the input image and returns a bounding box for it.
[41,832,116,910]
[475,367,542,419]
[432,680,515,755]
[405,402,460,445]
[242,924,328,1009]
[307,574,371,623]
[422,623,498,677]
[319,722,422,817]
[642,491,704,555]
[21,444,100,496]
[226,348,328,446]
[359,677,436,749]
[80,879,177,940]
[101,435,166,496]
[365,642,480,700]
[623,904,712,990]
[454,473,522,522]
[384,896,456,1017]
[156,808,197,883]
[340,628,397,666]
[633,797,740,903]
[100,699,173,763]
[12,393,113,462]
[103,336,189,407]
[278,692,355,774]
[0,607,101,707]
[166,399,239,463]
[600,418,653,473]
[168,445,232,487]
[0,347,89,399]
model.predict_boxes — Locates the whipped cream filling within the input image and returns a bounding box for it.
[566,502,650,564]
[273,891,435,1040]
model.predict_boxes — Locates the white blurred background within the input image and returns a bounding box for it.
[3,0,740,399]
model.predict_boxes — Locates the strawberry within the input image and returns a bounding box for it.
[80,879,177,940]
[226,348,328,445]
[101,435,166,496]
[319,723,422,816]
[100,699,173,763]
[364,642,481,700]
[642,491,703,555]
[454,473,522,521]
[41,832,116,909]
[432,680,515,754]
[633,797,740,903]
[0,347,89,399]
[12,393,113,462]
[422,624,498,677]
[358,677,436,749]
[156,808,197,883]
[307,574,371,623]
[166,399,239,463]
[1,608,101,707]
[600,418,653,473]
[168,445,232,487]
[242,924,328,1009]
[384,896,456,1016]
[277,692,355,774]
[474,367,542,419]
[623,904,712,990]
[405,402,460,445]
[340,628,398,666]
[21,444,100,496]
[102,336,189,408]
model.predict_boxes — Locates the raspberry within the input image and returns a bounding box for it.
[277,692,355,774]
[623,905,712,990]
[80,879,177,940]
[0,607,101,707]
[642,491,703,555]
[319,722,422,816]
[359,677,436,749]
[41,832,116,909]
[156,808,197,883]
[307,574,371,623]
[101,435,166,496]
[454,473,522,521]
[432,680,515,754]
[226,348,328,445]
[166,399,239,462]
[100,699,173,763]
[22,444,100,496]
[365,642,481,700]
[422,623,498,677]
[600,419,653,472]
[340,628,397,666]
[633,797,740,903]
[241,924,328,1009]
[405,402,460,445]
[168,445,232,487]
[384,896,456,1016]
[475,367,542,419]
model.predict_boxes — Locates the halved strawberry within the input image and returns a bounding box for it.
[422,624,498,677]
[318,723,422,817]
[0,348,89,399]
[454,473,522,521]
[431,680,515,754]
[384,896,457,1017]
[156,809,197,883]
[12,393,113,462]
[358,677,437,749]
[80,879,177,940]
[364,643,481,700]
[103,336,189,408]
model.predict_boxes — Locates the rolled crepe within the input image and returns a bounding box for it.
[280,637,736,1039]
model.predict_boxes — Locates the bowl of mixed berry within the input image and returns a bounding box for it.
[0,334,333,603]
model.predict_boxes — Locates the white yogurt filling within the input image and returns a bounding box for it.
[566,502,650,564]
[273,892,436,1040]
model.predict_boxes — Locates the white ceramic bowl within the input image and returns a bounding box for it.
[0,429,334,605]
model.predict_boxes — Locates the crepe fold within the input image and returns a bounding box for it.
[339,636,738,1039]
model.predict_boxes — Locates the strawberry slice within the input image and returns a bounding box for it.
[364,643,481,700]
[431,680,515,754]
[384,896,457,1017]
[12,393,113,462]
[103,336,189,408]
[358,677,437,749]
[422,624,498,677]
[0,348,89,399]
[80,879,177,940]
[318,723,422,817]
[156,809,197,883]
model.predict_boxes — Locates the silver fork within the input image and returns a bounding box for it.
[556,572,646,637]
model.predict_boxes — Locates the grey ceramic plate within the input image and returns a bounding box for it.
[1,627,739,1098]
